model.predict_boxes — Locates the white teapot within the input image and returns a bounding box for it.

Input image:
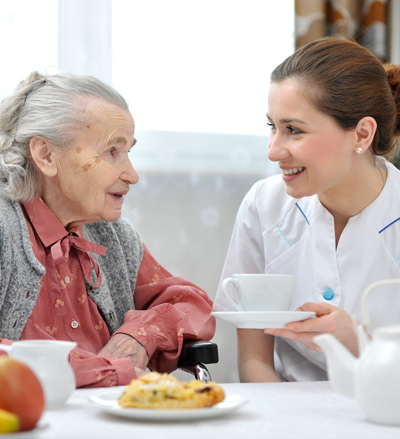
[314,279,400,426]
[0,339,77,410]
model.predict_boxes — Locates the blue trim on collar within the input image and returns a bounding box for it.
[379,217,400,234]
[275,225,293,247]
[296,202,310,225]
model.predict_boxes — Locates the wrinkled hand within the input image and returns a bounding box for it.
[264,302,358,356]
[98,333,149,376]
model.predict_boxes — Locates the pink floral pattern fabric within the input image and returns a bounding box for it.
[8,198,215,388]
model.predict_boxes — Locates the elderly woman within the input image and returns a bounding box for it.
[0,71,215,387]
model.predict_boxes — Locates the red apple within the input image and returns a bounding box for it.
[0,356,45,431]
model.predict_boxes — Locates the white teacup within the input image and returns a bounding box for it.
[221,273,296,312]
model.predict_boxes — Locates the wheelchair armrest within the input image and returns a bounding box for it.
[178,341,219,383]
[178,340,219,367]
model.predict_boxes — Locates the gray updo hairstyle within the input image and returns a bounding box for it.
[0,71,129,201]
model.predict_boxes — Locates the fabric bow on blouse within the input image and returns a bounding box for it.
[50,232,107,289]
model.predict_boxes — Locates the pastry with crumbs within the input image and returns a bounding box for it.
[118,372,225,409]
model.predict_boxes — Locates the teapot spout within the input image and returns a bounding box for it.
[314,334,356,399]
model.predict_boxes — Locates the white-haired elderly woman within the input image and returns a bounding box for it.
[0,72,215,387]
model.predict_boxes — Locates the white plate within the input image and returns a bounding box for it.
[90,390,248,421]
[211,311,316,329]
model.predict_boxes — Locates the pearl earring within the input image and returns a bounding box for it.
[356,147,363,154]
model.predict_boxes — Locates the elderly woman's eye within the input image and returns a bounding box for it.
[108,147,117,157]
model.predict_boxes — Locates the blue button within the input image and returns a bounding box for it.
[322,287,335,301]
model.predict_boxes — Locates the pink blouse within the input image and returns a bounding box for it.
[5,198,215,388]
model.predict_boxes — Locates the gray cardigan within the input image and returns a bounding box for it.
[0,197,143,340]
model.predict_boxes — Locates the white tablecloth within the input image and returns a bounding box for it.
[5,381,399,439]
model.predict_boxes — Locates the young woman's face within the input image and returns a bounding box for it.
[267,79,357,200]
[47,97,138,228]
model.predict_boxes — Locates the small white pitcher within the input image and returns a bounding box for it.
[0,340,77,409]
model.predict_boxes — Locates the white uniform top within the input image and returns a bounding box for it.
[214,158,400,381]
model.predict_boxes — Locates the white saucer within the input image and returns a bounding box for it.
[211,311,316,329]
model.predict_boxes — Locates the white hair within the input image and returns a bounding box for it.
[0,71,129,201]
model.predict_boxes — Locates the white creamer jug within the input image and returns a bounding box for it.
[0,339,77,409]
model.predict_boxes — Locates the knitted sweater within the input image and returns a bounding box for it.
[0,197,143,340]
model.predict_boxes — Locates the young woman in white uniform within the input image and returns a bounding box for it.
[214,38,400,382]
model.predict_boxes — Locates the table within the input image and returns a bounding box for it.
[5,382,399,439]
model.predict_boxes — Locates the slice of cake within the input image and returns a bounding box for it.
[118,372,225,409]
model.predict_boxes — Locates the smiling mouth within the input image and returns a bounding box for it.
[282,167,305,176]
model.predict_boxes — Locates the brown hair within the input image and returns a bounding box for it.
[271,37,400,160]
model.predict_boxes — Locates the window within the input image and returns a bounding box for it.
[112,0,294,137]
[1,0,295,174]
[0,0,58,98]
[111,0,294,173]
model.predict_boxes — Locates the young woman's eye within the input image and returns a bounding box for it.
[267,122,276,130]
[287,126,302,135]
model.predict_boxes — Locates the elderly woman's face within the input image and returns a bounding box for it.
[47,97,138,229]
